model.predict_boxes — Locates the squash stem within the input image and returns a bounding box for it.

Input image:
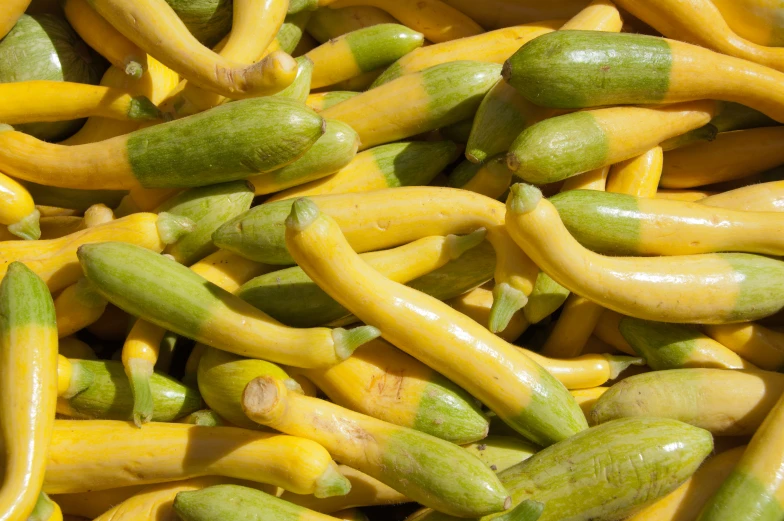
[7,209,41,240]
[606,355,646,380]
[332,325,382,360]
[286,197,320,231]
[446,227,487,260]
[156,212,196,244]
[489,282,528,334]
[508,183,542,215]
[127,358,155,427]
[313,462,352,498]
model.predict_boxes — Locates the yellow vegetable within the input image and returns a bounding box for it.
[570,386,608,419]
[54,278,108,338]
[505,184,784,324]
[171,0,289,116]
[613,0,784,72]
[115,187,181,216]
[282,197,588,446]
[704,323,784,371]
[317,0,483,43]
[0,263,58,521]
[700,180,784,212]
[63,0,146,78]
[0,213,167,292]
[89,0,297,98]
[655,189,715,202]
[0,0,32,40]
[594,311,635,355]
[559,0,622,31]
[448,283,528,342]
[560,166,609,191]
[0,172,40,240]
[712,0,784,47]
[607,147,664,197]
[44,420,349,496]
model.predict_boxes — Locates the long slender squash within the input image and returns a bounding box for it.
[283,198,587,446]
[63,0,146,78]
[0,0,32,39]
[507,102,715,184]
[701,180,784,212]
[0,263,58,521]
[307,24,423,89]
[317,0,482,43]
[321,61,501,149]
[0,212,172,292]
[214,187,539,333]
[697,388,784,520]
[0,172,40,240]
[504,30,784,123]
[89,0,298,98]
[288,338,489,444]
[606,146,663,196]
[0,98,324,189]
[238,231,485,327]
[242,376,510,517]
[79,242,380,368]
[704,323,784,371]
[712,0,784,47]
[372,20,561,87]
[505,184,784,323]
[54,278,108,338]
[0,81,162,124]
[44,420,349,496]
[549,189,784,256]
[612,0,784,72]
[591,368,784,436]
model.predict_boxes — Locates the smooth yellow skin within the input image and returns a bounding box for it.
[594,311,635,354]
[0,213,165,292]
[261,144,382,201]
[0,130,137,190]
[730,385,784,503]
[628,445,745,521]
[44,420,339,495]
[319,0,483,42]
[173,0,289,115]
[122,249,270,392]
[387,21,561,77]
[541,294,606,358]
[448,284,528,342]
[0,172,36,227]
[712,0,784,47]
[0,0,31,40]
[288,187,538,305]
[62,56,179,146]
[54,281,108,338]
[559,0,623,31]
[656,189,715,202]
[307,37,363,89]
[505,189,752,324]
[705,323,784,371]
[661,127,784,188]
[560,166,608,191]
[279,465,408,513]
[0,82,161,124]
[64,0,146,76]
[83,204,115,228]
[290,339,441,430]
[525,350,632,389]
[701,181,784,212]
[614,0,784,72]
[284,210,578,431]
[0,318,58,521]
[56,355,72,398]
[320,72,431,150]
[571,386,608,418]
[607,146,664,197]
[460,163,515,200]
[90,0,296,98]
[666,38,784,123]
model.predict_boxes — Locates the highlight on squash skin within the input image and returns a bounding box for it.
[89,0,298,99]
[63,0,146,78]
[0,171,40,240]
[317,0,483,43]
[306,24,424,89]
[661,127,784,188]
[628,445,745,521]
[282,197,587,446]
[242,376,510,517]
[697,387,784,520]
[0,262,58,521]
[371,20,561,87]
[504,183,784,324]
[611,0,784,72]
[79,242,381,370]
[704,323,784,372]
[44,420,350,497]
[506,101,716,184]
[503,30,784,123]
[700,180,784,212]
[288,338,490,444]
[0,0,32,40]
[591,368,784,436]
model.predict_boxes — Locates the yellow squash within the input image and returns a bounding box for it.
[0,172,40,240]
[704,323,784,371]
[0,263,58,521]
[559,0,622,31]
[0,0,32,40]
[89,0,296,98]
[54,278,108,338]
[44,420,349,496]
[448,283,528,342]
